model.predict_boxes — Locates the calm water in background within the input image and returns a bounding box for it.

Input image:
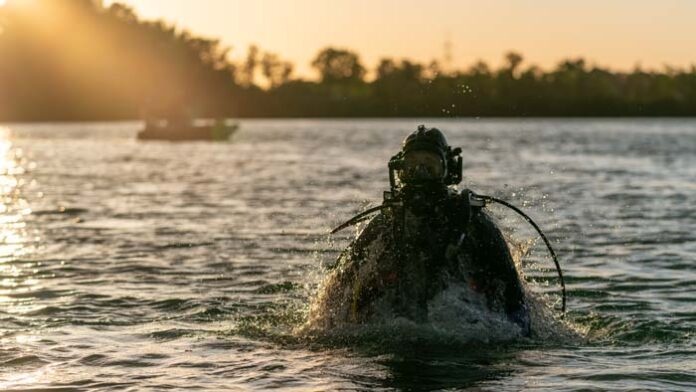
[0,119,694,391]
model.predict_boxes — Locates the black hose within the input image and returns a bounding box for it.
[474,194,566,316]
[330,204,388,234]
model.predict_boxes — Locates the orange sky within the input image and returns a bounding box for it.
[104,0,696,78]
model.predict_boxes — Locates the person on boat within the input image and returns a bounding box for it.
[319,125,530,335]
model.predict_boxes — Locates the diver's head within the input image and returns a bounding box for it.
[389,125,462,191]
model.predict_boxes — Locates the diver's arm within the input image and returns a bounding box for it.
[471,210,526,314]
[324,213,389,323]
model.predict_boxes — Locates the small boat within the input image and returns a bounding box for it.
[137,119,239,141]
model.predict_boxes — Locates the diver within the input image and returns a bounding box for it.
[317,125,533,335]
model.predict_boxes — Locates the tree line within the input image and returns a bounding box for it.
[1,0,695,121]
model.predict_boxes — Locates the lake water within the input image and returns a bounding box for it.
[0,119,694,391]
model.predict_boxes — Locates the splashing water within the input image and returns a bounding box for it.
[300,224,584,348]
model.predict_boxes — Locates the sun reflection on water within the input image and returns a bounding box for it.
[0,127,49,388]
[0,127,37,307]
[0,128,31,251]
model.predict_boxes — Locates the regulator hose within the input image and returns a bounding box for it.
[473,193,566,316]
[330,204,388,234]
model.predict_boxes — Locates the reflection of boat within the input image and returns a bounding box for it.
[137,119,239,141]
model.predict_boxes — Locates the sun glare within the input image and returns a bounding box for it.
[0,128,32,302]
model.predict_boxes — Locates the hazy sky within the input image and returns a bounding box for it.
[104,0,696,77]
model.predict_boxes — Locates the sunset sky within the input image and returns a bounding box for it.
[63,0,696,77]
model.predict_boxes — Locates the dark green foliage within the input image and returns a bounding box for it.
[311,48,366,84]
[0,0,238,121]
[0,1,695,121]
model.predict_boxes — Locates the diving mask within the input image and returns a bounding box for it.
[397,150,446,183]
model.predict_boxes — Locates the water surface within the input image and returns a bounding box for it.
[0,119,694,391]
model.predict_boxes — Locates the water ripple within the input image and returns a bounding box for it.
[0,119,692,391]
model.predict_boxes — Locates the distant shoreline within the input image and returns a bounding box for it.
[3,116,696,125]
[4,2,696,125]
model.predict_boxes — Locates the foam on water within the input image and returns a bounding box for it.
[298,224,585,347]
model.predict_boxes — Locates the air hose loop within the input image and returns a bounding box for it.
[472,193,566,316]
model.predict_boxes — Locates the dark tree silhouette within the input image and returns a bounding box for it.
[0,1,695,121]
[504,52,524,77]
[311,48,366,83]
[261,52,293,88]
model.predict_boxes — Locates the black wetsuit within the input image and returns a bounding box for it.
[325,186,529,333]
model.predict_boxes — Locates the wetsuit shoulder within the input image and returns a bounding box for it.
[467,208,527,316]
[351,213,388,251]
[332,212,389,269]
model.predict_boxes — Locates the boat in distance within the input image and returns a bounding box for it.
[137,119,239,141]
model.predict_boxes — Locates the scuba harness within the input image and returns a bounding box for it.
[330,128,567,316]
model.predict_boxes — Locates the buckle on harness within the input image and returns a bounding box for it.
[469,193,487,208]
